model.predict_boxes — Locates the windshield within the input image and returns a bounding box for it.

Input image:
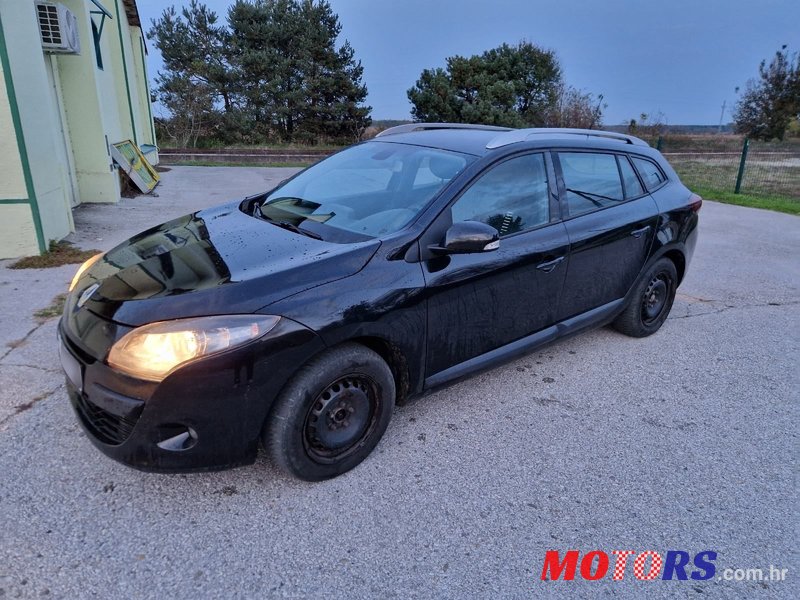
[261,141,474,238]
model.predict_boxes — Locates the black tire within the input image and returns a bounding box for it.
[613,258,678,338]
[263,343,395,481]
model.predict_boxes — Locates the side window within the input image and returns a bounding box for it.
[558,152,623,216]
[451,154,549,236]
[631,156,667,190]
[618,155,644,197]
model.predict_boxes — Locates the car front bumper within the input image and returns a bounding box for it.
[59,316,324,473]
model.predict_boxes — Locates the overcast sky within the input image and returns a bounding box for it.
[136,0,800,125]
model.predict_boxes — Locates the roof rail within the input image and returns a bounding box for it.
[486,128,649,149]
[376,123,512,138]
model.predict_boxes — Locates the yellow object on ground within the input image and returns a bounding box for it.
[111,140,159,193]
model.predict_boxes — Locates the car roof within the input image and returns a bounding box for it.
[371,124,655,158]
[370,128,506,156]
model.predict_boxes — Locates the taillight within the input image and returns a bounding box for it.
[689,193,703,212]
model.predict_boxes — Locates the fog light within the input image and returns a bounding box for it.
[156,426,198,451]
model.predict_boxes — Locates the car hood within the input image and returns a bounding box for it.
[71,202,380,326]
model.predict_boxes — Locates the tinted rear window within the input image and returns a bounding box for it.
[558,152,623,216]
[631,156,667,189]
[618,155,645,198]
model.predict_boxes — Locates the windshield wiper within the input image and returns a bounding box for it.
[566,188,620,207]
[270,219,323,240]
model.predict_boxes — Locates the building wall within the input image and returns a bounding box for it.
[0,57,27,201]
[0,0,157,259]
[57,0,123,204]
[0,54,39,258]
[130,26,156,149]
[0,2,55,256]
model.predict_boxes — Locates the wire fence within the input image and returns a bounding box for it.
[738,151,800,198]
[656,137,800,200]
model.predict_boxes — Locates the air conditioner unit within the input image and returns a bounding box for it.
[35,2,81,55]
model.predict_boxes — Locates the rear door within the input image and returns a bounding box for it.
[553,150,659,320]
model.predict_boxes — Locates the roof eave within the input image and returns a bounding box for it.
[121,0,141,28]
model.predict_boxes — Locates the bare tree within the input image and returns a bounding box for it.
[547,84,605,129]
[627,111,668,138]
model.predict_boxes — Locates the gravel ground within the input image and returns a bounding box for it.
[0,167,797,599]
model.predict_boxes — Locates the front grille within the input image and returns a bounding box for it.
[74,392,139,445]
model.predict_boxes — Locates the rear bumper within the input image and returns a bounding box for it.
[59,317,324,473]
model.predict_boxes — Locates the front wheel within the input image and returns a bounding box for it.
[613,258,678,337]
[263,343,395,481]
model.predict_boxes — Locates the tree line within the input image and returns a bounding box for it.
[151,2,799,147]
[149,0,371,146]
[150,2,605,147]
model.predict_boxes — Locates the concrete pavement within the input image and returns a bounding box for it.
[0,166,797,599]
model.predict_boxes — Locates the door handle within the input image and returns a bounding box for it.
[630,225,651,238]
[536,256,565,273]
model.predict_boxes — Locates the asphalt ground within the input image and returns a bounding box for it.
[0,167,797,599]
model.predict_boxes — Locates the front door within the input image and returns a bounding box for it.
[423,153,569,376]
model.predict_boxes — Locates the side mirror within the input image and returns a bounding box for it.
[430,221,500,255]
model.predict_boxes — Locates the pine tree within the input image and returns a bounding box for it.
[150,0,371,145]
[227,0,370,142]
[407,42,563,127]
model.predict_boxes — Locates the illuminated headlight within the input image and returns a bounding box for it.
[69,253,104,292]
[107,315,281,382]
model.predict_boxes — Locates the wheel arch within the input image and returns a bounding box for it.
[647,244,687,285]
[350,336,411,405]
[662,248,686,284]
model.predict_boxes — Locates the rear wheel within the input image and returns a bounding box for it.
[264,343,395,481]
[613,258,678,337]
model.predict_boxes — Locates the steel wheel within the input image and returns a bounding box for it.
[304,375,380,463]
[264,343,395,481]
[613,257,678,338]
[641,273,670,325]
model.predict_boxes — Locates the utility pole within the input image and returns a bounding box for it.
[718,100,726,133]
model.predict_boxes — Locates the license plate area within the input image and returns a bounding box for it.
[59,339,83,393]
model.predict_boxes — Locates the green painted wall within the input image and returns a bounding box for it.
[0,52,26,201]
[0,0,158,258]
[0,4,47,257]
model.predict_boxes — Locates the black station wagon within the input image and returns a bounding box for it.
[59,125,701,480]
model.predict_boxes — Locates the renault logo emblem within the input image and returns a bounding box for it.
[77,283,100,308]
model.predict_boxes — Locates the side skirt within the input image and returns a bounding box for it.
[424,298,624,390]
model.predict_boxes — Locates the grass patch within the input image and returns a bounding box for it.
[8,241,101,269]
[163,160,311,168]
[33,293,67,322]
[693,187,800,216]
[666,148,800,201]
